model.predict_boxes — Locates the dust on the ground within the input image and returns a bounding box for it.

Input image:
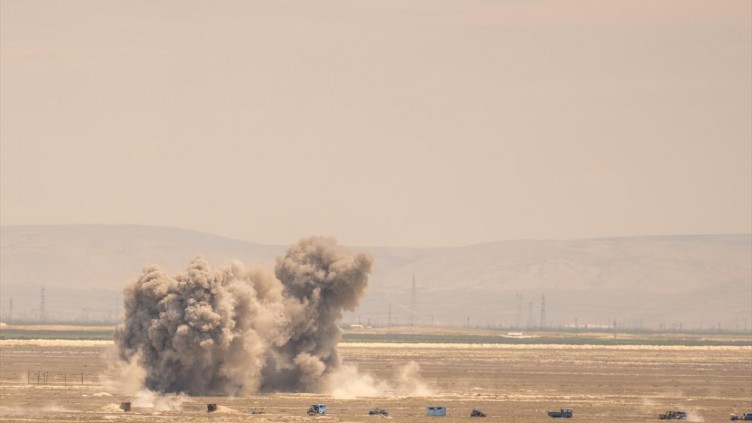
[0,341,749,422]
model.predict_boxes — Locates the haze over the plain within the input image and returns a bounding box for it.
[1,0,750,248]
[2,225,750,330]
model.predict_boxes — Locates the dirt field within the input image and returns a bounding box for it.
[0,340,750,422]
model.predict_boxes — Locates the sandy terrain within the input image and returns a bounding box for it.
[0,341,749,422]
[2,326,116,332]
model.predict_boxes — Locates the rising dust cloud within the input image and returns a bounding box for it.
[114,236,426,397]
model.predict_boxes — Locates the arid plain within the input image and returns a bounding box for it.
[1,329,750,423]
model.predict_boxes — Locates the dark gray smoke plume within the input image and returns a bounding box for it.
[114,237,372,395]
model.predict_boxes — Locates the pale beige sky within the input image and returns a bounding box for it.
[1,0,750,247]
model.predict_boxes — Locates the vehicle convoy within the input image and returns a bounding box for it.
[731,412,752,421]
[659,411,687,420]
[548,409,573,418]
[307,404,327,416]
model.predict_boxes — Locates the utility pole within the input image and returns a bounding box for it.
[388,303,392,327]
[516,293,523,329]
[8,298,13,325]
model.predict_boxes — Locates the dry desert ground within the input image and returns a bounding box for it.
[0,340,750,422]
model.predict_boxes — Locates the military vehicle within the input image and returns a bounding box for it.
[659,411,686,420]
[307,404,327,416]
[470,408,487,417]
[369,408,389,417]
[731,412,752,420]
[426,406,447,417]
[548,409,573,418]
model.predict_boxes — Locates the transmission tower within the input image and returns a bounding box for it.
[40,287,46,323]
[410,274,416,326]
[540,294,546,329]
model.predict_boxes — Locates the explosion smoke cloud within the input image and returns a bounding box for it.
[114,237,372,395]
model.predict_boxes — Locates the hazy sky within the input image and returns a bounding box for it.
[1,1,750,247]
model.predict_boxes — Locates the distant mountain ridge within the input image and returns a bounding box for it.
[1,225,750,330]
